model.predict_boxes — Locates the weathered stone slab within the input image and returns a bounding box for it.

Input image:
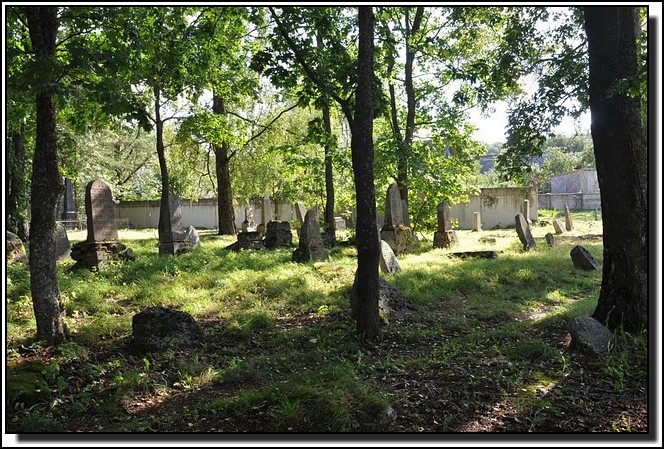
[515,213,536,251]
[436,201,452,232]
[293,209,328,262]
[380,225,414,255]
[295,202,306,224]
[265,221,293,249]
[472,212,482,231]
[449,250,498,259]
[131,307,205,354]
[553,219,565,234]
[567,316,613,355]
[383,183,404,230]
[241,207,256,232]
[54,222,71,260]
[85,180,118,242]
[433,230,459,249]
[350,275,413,324]
[564,204,574,231]
[379,240,401,274]
[570,245,601,270]
[545,232,557,247]
[6,231,28,266]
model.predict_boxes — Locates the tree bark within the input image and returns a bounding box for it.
[212,95,237,235]
[351,7,380,341]
[584,7,647,332]
[155,85,172,243]
[26,6,67,345]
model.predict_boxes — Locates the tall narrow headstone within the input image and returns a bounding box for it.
[257,195,272,235]
[61,177,77,221]
[433,201,458,249]
[401,199,411,228]
[523,199,532,228]
[383,183,404,229]
[472,212,482,232]
[86,180,118,242]
[564,204,574,231]
[295,202,307,224]
[241,207,256,232]
[159,195,198,256]
[515,213,536,251]
[293,209,328,262]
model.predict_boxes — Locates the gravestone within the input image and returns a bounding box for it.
[54,222,71,259]
[61,177,77,221]
[380,183,414,254]
[159,195,197,256]
[545,232,557,247]
[379,240,401,274]
[523,199,532,228]
[564,204,574,231]
[515,213,536,251]
[567,316,613,355]
[350,274,412,325]
[6,231,28,266]
[241,207,256,233]
[293,209,328,262]
[295,202,307,225]
[131,307,205,355]
[433,201,459,249]
[86,179,118,242]
[257,195,273,235]
[71,180,133,270]
[265,220,293,249]
[553,219,565,234]
[401,199,411,228]
[472,212,482,232]
[570,245,601,270]
[233,231,264,250]
[334,217,347,230]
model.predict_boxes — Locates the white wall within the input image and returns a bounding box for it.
[450,187,538,230]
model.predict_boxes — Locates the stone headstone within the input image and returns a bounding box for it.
[261,195,273,225]
[545,232,557,247]
[293,209,328,262]
[184,225,200,250]
[433,230,459,249]
[334,216,346,230]
[295,202,307,224]
[6,231,28,266]
[379,240,401,274]
[401,199,411,227]
[515,213,536,251]
[131,307,205,354]
[54,222,71,259]
[436,201,451,232]
[380,225,414,255]
[234,231,265,250]
[168,195,183,232]
[61,177,77,221]
[567,316,613,355]
[383,183,403,230]
[265,221,292,249]
[553,219,565,234]
[570,245,601,270]
[472,212,482,232]
[564,204,574,231]
[242,207,256,232]
[523,199,532,228]
[85,180,118,242]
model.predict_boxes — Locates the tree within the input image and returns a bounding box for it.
[584,7,647,331]
[351,6,380,340]
[25,6,67,345]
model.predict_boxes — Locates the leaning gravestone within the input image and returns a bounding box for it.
[6,231,29,266]
[54,222,71,260]
[70,180,132,270]
[564,204,574,231]
[570,245,601,270]
[131,306,205,355]
[515,213,536,251]
[553,219,565,234]
[293,209,328,262]
[380,183,414,254]
[433,201,459,249]
[379,240,401,274]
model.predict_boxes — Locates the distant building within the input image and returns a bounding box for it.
[551,168,599,194]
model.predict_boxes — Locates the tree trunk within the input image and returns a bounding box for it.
[351,6,380,341]
[584,7,647,332]
[154,85,171,243]
[7,129,28,239]
[26,6,67,345]
[322,101,336,243]
[212,95,236,235]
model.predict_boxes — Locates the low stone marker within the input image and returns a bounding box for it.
[545,232,557,247]
[570,245,601,270]
[379,240,401,274]
[265,221,293,249]
[567,316,613,355]
[449,250,498,259]
[241,207,256,233]
[6,231,28,266]
[350,274,412,324]
[472,212,482,232]
[433,201,459,249]
[293,209,328,262]
[515,213,536,251]
[131,306,205,354]
[553,219,565,234]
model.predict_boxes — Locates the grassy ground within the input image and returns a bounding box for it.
[5,210,648,437]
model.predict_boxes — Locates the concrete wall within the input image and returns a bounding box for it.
[116,198,298,230]
[551,169,599,194]
[538,192,601,210]
[450,187,538,230]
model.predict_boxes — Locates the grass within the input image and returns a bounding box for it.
[5,211,648,434]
